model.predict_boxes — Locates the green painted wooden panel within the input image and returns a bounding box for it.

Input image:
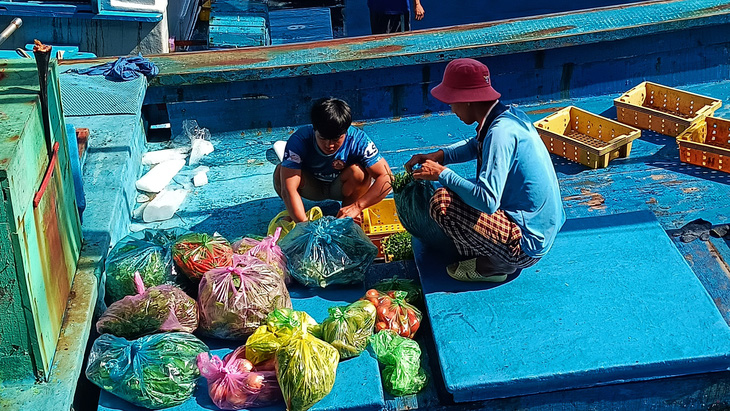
[0,181,35,381]
[0,60,81,381]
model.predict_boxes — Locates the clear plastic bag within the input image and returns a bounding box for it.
[368,330,427,397]
[85,332,208,409]
[278,216,378,288]
[245,308,320,366]
[198,254,292,340]
[104,228,180,303]
[392,175,451,249]
[172,232,234,282]
[276,331,339,411]
[233,226,289,281]
[197,345,282,410]
[321,300,376,359]
[96,272,198,339]
[364,290,422,339]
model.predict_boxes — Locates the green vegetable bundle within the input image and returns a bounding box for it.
[369,330,427,396]
[373,276,423,305]
[198,255,292,340]
[104,229,181,304]
[276,331,339,411]
[321,300,376,359]
[245,308,321,366]
[382,231,414,262]
[278,216,377,288]
[390,171,452,249]
[96,272,198,339]
[86,332,208,409]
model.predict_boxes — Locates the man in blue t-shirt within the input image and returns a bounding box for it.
[406,58,566,282]
[274,97,392,222]
[368,0,424,34]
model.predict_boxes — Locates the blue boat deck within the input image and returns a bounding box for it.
[92,79,730,410]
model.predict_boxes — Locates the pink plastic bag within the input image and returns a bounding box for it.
[97,272,198,339]
[233,227,288,281]
[197,346,282,410]
[198,254,292,339]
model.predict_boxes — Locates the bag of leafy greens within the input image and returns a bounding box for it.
[172,232,234,282]
[391,172,452,249]
[245,308,320,366]
[97,272,198,339]
[232,226,288,281]
[276,331,339,411]
[321,300,376,359]
[368,330,427,396]
[104,228,182,304]
[86,332,208,409]
[198,254,292,340]
[278,216,377,288]
[197,345,282,410]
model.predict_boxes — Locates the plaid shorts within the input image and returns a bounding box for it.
[429,187,539,268]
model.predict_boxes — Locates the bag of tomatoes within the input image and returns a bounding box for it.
[363,289,422,339]
[172,232,234,282]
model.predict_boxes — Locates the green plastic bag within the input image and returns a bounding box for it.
[373,276,423,305]
[368,330,427,396]
[245,308,321,366]
[86,332,208,409]
[276,331,340,411]
[321,300,377,359]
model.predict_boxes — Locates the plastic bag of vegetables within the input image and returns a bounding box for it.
[321,300,376,359]
[172,232,234,282]
[276,331,339,411]
[104,228,181,303]
[390,171,452,249]
[198,254,292,340]
[245,308,321,366]
[85,332,208,409]
[278,216,377,288]
[96,272,198,339]
[197,345,282,410]
[364,289,422,338]
[233,226,288,281]
[368,330,427,396]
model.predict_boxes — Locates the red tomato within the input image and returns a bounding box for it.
[387,291,396,299]
[410,320,420,334]
[407,308,419,322]
[377,305,390,318]
[399,326,411,338]
[366,289,379,298]
[376,322,388,331]
[367,297,379,306]
[379,296,392,307]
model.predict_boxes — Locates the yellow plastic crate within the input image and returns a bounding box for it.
[534,106,641,169]
[614,81,721,137]
[360,198,405,259]
[676,116,730,173]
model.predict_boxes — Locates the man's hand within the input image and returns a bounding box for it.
[337,203,363,223]
[412,160,445,181]
[414,3,424,20]
[405,150,443,172]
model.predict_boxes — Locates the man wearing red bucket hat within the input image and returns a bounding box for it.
[406,58,565,282]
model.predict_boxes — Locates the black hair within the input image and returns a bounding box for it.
[311,97,352,140]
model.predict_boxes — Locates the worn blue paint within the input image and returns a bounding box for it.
[270,8,333,45]
[415,211,730,402]
[208,0,270,48]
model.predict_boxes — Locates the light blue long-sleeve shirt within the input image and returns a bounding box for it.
[438,106,566,258]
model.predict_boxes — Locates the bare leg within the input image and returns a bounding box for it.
[339,164,370,206]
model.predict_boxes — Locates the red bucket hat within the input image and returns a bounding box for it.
[431,58,501,104]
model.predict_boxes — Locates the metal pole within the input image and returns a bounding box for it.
[0,18,22,47]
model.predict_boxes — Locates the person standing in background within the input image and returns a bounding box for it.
[368,0,424,34]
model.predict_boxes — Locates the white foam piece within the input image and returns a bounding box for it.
[193,169,209,186]
[189,139,214,166]
[135,159,186,193]
[141,147,190,166]
[143,189,188,222]
[273,140,287,162]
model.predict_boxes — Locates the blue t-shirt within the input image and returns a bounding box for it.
[281,125,383,182]
[368,0,410,15]
[438,106,566,258]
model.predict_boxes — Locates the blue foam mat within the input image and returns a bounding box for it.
[416,210,730,402]
[98,284,385,411]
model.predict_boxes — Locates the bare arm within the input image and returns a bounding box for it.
[337,158,392,219]
[414,0,424,20]
[280,167,308,223]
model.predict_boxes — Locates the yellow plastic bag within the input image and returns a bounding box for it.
[267,206,323,239]
[245,308,320,366]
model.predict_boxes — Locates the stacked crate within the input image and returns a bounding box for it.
[209,0,270,48]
